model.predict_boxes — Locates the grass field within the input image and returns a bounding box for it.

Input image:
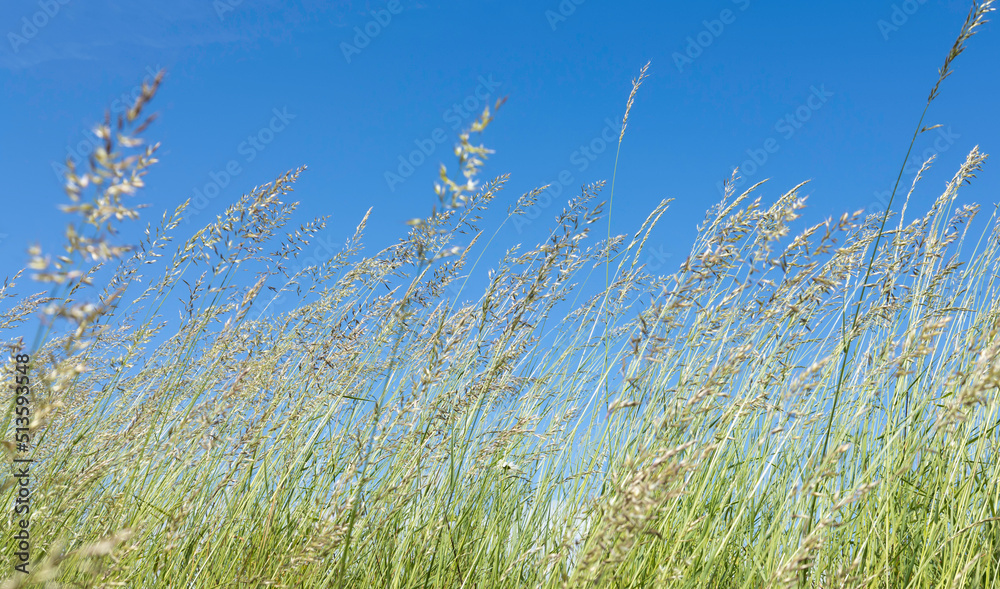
[2,2,999,587]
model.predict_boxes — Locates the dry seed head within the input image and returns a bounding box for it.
[619,61,650,143]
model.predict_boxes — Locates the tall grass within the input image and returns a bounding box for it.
[2,4,999,587]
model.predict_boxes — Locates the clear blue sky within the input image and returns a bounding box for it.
[1,0,998,305]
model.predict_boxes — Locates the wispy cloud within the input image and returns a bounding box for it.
[0,0,337,71]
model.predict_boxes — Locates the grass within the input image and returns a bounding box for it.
[2,2,999,587]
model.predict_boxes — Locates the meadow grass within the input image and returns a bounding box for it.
[2,3,1000,587]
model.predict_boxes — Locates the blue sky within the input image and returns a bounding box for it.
[1,0,998,309]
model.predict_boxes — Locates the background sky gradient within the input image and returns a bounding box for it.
[1,0,998,313]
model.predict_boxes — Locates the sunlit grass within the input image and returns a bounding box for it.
[2,3,999,587]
